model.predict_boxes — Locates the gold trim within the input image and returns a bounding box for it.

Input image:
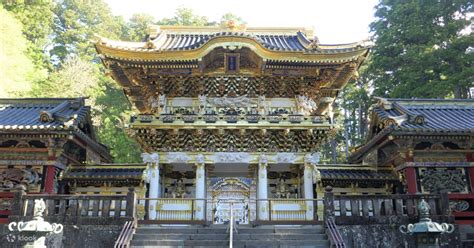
[96,36,369,63]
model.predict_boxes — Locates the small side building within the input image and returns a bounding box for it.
[350,98,474,222]
[0,98,113,222]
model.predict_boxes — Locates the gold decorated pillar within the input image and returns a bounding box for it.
[257,154,269,221]
[195,154,206,220]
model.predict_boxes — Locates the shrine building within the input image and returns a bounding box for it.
[89,24,386,223]
[1,24,472,248]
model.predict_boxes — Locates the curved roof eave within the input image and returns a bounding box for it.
[95,35,371,64]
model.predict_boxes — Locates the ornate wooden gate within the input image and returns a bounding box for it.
[209,178,251,224]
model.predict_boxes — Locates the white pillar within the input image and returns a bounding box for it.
[257,154,269,221]
[142,153,160,220]
[303,162,314,220]
[303,153,321,221]
[303,153,316,221]
[195,154,206,220]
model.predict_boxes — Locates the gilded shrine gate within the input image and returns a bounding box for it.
[94,24,371,224]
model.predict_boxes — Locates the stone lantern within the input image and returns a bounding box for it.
[8,199,63,248]
[399,199,454,248]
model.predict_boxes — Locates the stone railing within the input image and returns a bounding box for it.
[323,187,452,226]
[9,187,137,225]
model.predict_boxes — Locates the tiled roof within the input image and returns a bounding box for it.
[0,98,88,131]
[62,164,146,181]
[319,168,397,181]
[0,98,112,161]
[372,98,474,133]
[96,26,371,55]
[349,98,474,163]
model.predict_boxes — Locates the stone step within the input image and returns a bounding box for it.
[131,240,229,246]
[131,240,330,247]
[132,246,328,248]
[135,226,325,235]
[131,225,330,248]
[133,233,327,241]
[234,234,328,240]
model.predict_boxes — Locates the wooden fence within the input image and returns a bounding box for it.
[323,187,452,225]
[8,187,136,225]
[0,192,14,224]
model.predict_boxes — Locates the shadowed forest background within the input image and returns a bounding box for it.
[1,0,472,163]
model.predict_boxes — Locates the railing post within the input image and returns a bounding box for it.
[323,186,334,226]
[439,190,451,219]
[126,187,137,218]
[11,185,26,216]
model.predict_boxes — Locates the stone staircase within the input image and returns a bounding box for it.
[130,224,331,248]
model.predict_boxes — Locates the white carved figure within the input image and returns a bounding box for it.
[196,154,205,164]
[208,95,252,108]
[148,96,159,112]
[198,94,207,107]
[141,152,159,164]
[158,94,167,107]
[150,153,160,164]
[141,153,153,164]
[296,95,317,115]
[273,153,297,164]
[258,95,266,107]
[34,199,46,217]
[167,152,190,163]
[304,152,321,165]
[259,154,268,165]
[257,95,268,114]
[212,153,252,163]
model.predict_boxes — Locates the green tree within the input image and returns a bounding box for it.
[368,0,473,98]
[51,0,125,62]
[157,7,210,26]
[124,13,155,41]
[30,56,99,98]
[0,5,46,97]
[3,1,54,71]
[94,79,142,162]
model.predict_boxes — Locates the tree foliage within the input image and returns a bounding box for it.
[123,13,156,41]
[3,1,54,70]
[0,5,46,97]
[157,7,210,26]
[51,0,125,62]
[368,0,473,98]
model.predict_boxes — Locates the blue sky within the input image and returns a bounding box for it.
[105,0,379,44]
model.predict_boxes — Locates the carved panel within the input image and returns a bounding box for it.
[418,168,469,193]
[135,128,326,153]
[0,167,41,191]
[124,75,321,98]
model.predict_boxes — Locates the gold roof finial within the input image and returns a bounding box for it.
[226,20,236,30]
